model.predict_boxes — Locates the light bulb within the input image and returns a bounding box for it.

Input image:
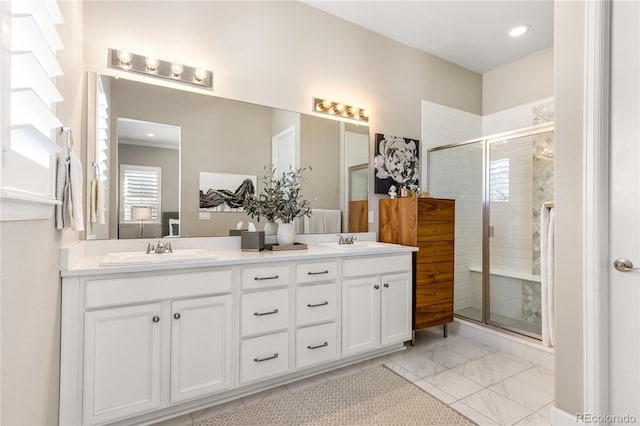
[194,68,207,82]
[335,103,345,112]
[508,25,530,37]
[171,63,184,78]
[117,49,132,67]
[321,99,332,109]
[145,57,159,72]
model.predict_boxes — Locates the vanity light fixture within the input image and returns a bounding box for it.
[313,97,369,123]
[508,24,530,37]
[108,49,213,89]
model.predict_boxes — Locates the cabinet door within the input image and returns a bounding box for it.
[380,273,412,345]
[342,276,380,356]
[171,295,233,403]
[84,303,162,425]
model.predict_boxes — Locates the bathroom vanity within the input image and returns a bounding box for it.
[59,236,415,425]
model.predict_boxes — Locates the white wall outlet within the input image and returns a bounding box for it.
[368,211,374,223]
[199,211,211,220]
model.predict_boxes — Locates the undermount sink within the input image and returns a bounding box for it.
[100,248,217,267]
[316,241,401,250]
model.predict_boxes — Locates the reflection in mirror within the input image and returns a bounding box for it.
[86,73,369,239]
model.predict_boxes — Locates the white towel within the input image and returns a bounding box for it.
[89,180,97,223]
[323,209,341,233]
[96,180,105,225]
[540,204,555,347]
[304,210,326,234]
[55,152,84,232]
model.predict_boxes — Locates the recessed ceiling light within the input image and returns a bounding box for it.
[146,133,155,137]
[509,25,530,37]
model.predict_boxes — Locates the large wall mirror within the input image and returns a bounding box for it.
[85,73,370,239]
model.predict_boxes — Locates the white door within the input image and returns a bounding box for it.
[609,0,640,419]
[84,304,162,425]
[342,276,380,355]
[170,295,233,403]
[380,273,412,345]
[272,125,296,173]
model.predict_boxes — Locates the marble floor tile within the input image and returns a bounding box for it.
[412,378,457,405]
[461,389,533,426]
[450,401,501,426]
[354,353,393,370]
[420,345,471,368]
[382,361,421,382]
[390,350,447,378]
[512,366,554,395]
[284,373,328,394]
[189,399,245,423]
[514,412,552,426]
[424,369,485,400]
[452,358,512,387]
[536,402,554,420]
[323,363,362,381]
[241,385,290,407]
[477,351,534,376]
[489,377,554,412]
[151,413,192,426]
[445,339,498,359]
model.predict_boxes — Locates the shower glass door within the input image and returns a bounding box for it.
[429,141,484,322]
[486,131,554,337]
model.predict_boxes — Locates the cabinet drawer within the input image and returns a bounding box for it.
[296,261,337,284]
[415,282,453,307]
[296,283,337,327]
[416,262,454,285]
[240,332,289,384]
[296,322,337,369]
[417,221,454,242]
[415,302,453,329]
[417,240,454,263]
[240,289,289,337]
[343,254,411,277]
[85,270,232,309]
[417,199,455,221]
[242,265,289,290]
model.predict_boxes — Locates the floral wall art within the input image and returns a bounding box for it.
[199,171,256,212]
[374,133,420,194]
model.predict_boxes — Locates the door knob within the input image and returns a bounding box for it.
[613,258,640,272]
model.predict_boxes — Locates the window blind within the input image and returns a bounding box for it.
[120,164,162,223]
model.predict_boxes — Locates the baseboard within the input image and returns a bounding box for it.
[551,406,575,425]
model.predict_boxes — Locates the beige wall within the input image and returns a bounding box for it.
[554,0,584,414]
[0,2,84,425]
[483,47,554,115]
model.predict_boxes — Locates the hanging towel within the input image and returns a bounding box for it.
[304,209,326,233]
[323,209,341,233]
[540,203,555,347]
[96,180,105,225]
[89,180,97,223]
[55,152,84,232]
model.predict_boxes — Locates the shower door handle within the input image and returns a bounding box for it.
[613,258,640,272]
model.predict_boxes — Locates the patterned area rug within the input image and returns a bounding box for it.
[193,366,477,425]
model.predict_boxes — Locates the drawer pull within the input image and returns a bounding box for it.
[152,315,160,323]
[307,270,329,275]
[254,275,279,281]
[383,283,389,288]
[254,309,279,316]
[374,284,379,290]
[307,342,329,350]
[307,301,329,308]
[173,312,181,320]
[254,353,279,363]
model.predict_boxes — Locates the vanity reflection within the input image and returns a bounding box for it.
[86,73,369,239]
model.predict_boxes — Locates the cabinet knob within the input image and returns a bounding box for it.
[373,284,380,290]
[152,315,160,323]
[383,283,389,288]
[173,312,181,320]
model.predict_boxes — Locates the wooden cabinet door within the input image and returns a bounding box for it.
[380,273,412,345]
[170,295,233,403]
[342,276,380,356]
[84,303,162,425]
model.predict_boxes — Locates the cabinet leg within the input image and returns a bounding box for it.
[410,329,416,346]
[443,323,448,338]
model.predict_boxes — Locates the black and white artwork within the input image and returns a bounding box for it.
[199,172,256,212]
[374,133,419,194]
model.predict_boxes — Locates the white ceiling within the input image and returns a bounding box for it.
[117,118,180,150]
[302,0,554,73]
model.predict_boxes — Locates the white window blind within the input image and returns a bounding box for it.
[2,0,64,221]
[120,164,162,223]
[489,158,510,202]
[96,79,109,182]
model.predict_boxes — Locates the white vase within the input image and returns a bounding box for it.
[263,221,278,235]
[276,222,295,246]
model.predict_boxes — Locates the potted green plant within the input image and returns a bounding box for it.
[242,164,312,245]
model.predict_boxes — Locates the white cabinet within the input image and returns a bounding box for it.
[170,295,233,403]
[83,304,162,425]
[342,277,380,355]
[380,273,412,346]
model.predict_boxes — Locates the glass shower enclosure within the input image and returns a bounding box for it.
[428,124,554,338]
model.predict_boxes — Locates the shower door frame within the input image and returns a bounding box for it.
[427,122,555,339]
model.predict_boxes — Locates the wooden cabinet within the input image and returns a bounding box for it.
[379,197,455,331]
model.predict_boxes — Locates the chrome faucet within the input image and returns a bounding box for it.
[338,235,357,245]
[146,241,173,254]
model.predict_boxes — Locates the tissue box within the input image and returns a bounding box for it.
[229,229,247,236]
[241,231,265,251]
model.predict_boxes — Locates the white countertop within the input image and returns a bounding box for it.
[60,234,417,277]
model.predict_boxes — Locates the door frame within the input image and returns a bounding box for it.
[583,0,610,418]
